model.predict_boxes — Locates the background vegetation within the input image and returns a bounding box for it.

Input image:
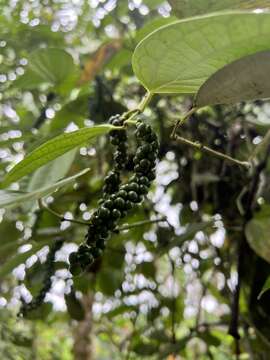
[1,1,270,359]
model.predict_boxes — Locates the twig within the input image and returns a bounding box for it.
[124,91,153,125]
[38,199,90,226]
[171,107,198,139]
[169,257,176,346]
[115,217,167,232]
[174,135,251,169]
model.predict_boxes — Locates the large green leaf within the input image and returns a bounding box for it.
[14,48,77,89]
[168,0,269,18]
[0,168,89,209]
[195,51,270,106]
[1,125,113,188]
[245,206,270,263]
[132,11,270,95]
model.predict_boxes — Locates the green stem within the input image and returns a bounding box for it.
[116,217,166,231]
[38,199,89,226]
[171,107,198,139]
[174,135,251,169]
[138,91,153,112]
[123,91,153,126]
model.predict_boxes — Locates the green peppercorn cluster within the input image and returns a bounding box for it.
[19,240,63,317]
[68,116,159,276]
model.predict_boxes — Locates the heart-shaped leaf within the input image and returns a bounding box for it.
[132,11,270,95]
[168,0,269,18]
[1,124,113,188]
[15,48,77,89]
[195,50,270,106]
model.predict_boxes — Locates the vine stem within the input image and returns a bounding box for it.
[171,107,198,139]
[124,91,153,125]
[115,216,166,232]
[174,135,251,169]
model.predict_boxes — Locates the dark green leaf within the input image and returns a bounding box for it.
[65,292,85,321]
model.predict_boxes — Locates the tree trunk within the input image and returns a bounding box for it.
[73,293,94,360]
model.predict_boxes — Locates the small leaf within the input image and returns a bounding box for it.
[1,125,113,188]
[106,305,137,319]
[0,168,89,208]
[258,276,270,300]
[245,206,270,263]
[196,51,270,106]
[65,292,85,321]
[24,302,53,320]
[132,11,270,95]
[159,221,212,254]
[136,261,156,278]
[97,268,123,296]
[73,274,94,294]
[200,332,221,347]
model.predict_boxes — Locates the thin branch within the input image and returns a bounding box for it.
[124,91,153,125]
[115,217,167,232]
[38,199,90,226]
[171,107,198,139]
[169,257,176,346]
[174,135,251,169]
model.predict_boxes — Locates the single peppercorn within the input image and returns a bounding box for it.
[114,197,125,209]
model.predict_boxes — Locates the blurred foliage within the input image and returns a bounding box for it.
[1,1,270,360]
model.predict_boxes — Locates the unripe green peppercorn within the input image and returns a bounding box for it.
[117,190,128,199]
[99,207,111,219]
[128,191,138,202]
[128,182,139,192]
[112,209,121,219]
[114,197,125,209]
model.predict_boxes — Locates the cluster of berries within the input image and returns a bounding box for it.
[19,240,63,317]
[68,116,159,276]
